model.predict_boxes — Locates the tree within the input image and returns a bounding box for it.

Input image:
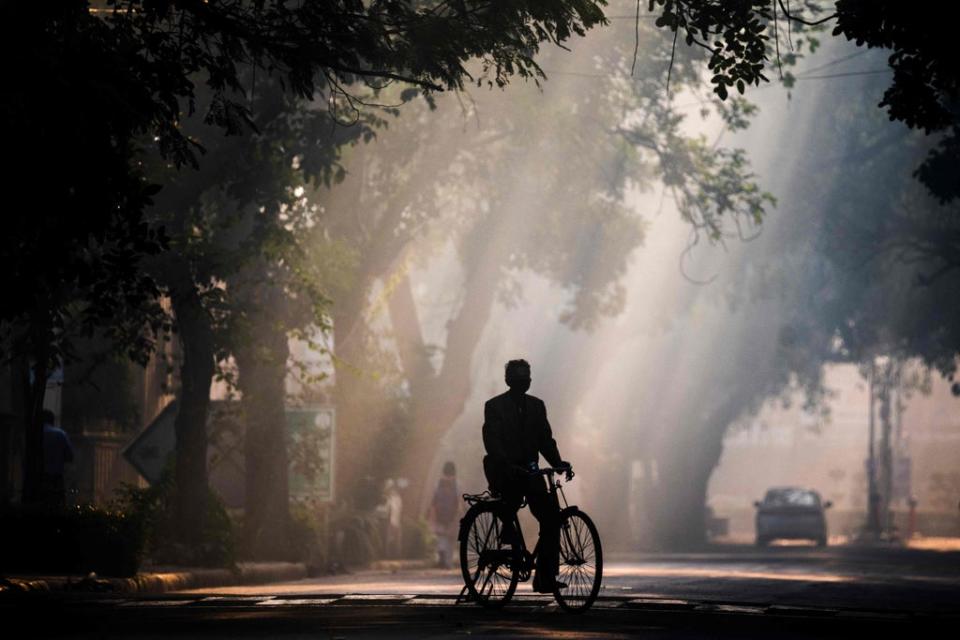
[312,6,775,517]
[1,2,169,505]
[629,0,960,545]
[647,1,959,204]
[1,0,610,509]
[142,70,376,554]
[681,63,959,547]
[3,0,619,533]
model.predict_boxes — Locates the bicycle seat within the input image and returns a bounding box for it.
[462,491,500,504]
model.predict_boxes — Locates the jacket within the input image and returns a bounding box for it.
[482,391,563,471]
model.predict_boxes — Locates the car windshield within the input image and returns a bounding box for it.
[763,488,820,507]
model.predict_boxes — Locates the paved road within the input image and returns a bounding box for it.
[5,545,958,638]
[3,594,944,639]
[181,545,960,614]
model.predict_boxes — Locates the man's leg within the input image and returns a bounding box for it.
[526,475,561,591]
[484,457,523,546]
[496,486,523,546]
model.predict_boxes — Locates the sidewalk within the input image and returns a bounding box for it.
[0,561,308,595]
[0,558,437,596]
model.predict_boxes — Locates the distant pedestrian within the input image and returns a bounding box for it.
[382,479,403,558]
[41,409,73,509]
[428,461,460,568]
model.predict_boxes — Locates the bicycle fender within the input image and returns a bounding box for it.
[559,506,582,519]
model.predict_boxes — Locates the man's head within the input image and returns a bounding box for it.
[442,461,456,477]
[504,359,531,393]
[41,409,56,427]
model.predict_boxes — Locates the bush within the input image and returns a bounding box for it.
[287,502,330,572]
[329,507,383,567]
[115,467,236,569]
[401,516,434,560]
[0,504,145,577]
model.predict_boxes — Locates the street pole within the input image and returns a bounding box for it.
[878,365,893,537]
[866,362,881,537]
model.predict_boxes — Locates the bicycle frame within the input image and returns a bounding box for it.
[459,465,601,611]
[484,468,574,581]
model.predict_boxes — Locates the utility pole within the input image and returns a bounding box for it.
[865,361,882,537]
[878,363,894,535]
[864,357,901,541]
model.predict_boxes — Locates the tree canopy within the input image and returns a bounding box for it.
[0,0,609,508]
[2,0,609,364]
[648,0,959,204]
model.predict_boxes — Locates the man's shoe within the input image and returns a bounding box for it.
[532,579,568,593]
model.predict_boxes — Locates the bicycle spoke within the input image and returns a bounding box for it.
[555,512,600,610]
[461,507,518,606]
[467,513,495,587]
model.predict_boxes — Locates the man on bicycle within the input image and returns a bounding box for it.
[482,359,573,593]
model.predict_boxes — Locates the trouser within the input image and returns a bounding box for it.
[40,473,66,510]
[484,456,561,585]
[434,522,456,566]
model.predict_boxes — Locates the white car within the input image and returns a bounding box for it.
[754,487,831,547]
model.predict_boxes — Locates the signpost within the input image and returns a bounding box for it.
[286,406,335,503]
[123,400,178,485]
[124,402,336,506]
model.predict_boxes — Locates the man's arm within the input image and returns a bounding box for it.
[538,401,564,468]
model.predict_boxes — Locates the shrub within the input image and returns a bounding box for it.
[329,507,383,567]
[401,516,434,560]
[287,502,330,572]
[0,504,145,577]
[114,467,236,569]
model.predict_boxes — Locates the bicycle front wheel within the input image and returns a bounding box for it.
[459,505,519,607]
[554,508,603,612]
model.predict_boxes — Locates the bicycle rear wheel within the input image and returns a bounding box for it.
[460,505,519,607]
[554,508,602,612]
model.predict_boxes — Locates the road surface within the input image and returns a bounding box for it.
[5,545,958,638]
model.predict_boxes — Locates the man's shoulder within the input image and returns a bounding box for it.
[485,392,510,408]
[526,394,546,408]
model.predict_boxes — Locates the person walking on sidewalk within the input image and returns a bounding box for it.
[428,461,460,568]
[382,479,403,558]
[41,409,74,509]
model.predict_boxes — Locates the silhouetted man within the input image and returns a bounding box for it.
[41,409,73,509]
[482,359,572,593]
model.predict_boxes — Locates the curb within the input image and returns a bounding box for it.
[0,561,308,596]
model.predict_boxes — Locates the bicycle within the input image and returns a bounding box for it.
[457,466,603,612]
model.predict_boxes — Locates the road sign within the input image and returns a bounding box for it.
[123,400,178,485]
[287,406,335,503]
[123,402,336,505]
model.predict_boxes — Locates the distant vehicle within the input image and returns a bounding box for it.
[754,487,831,547]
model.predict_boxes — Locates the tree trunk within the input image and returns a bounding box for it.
[237,323,291,559]
[649,389,752,550]
[651,440,716,549]
[331,298,381,508]
[19,343,49,507]
[389,254,501,517]
[170,283,215,547]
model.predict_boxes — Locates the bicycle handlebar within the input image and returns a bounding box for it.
[517,465,575,481]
